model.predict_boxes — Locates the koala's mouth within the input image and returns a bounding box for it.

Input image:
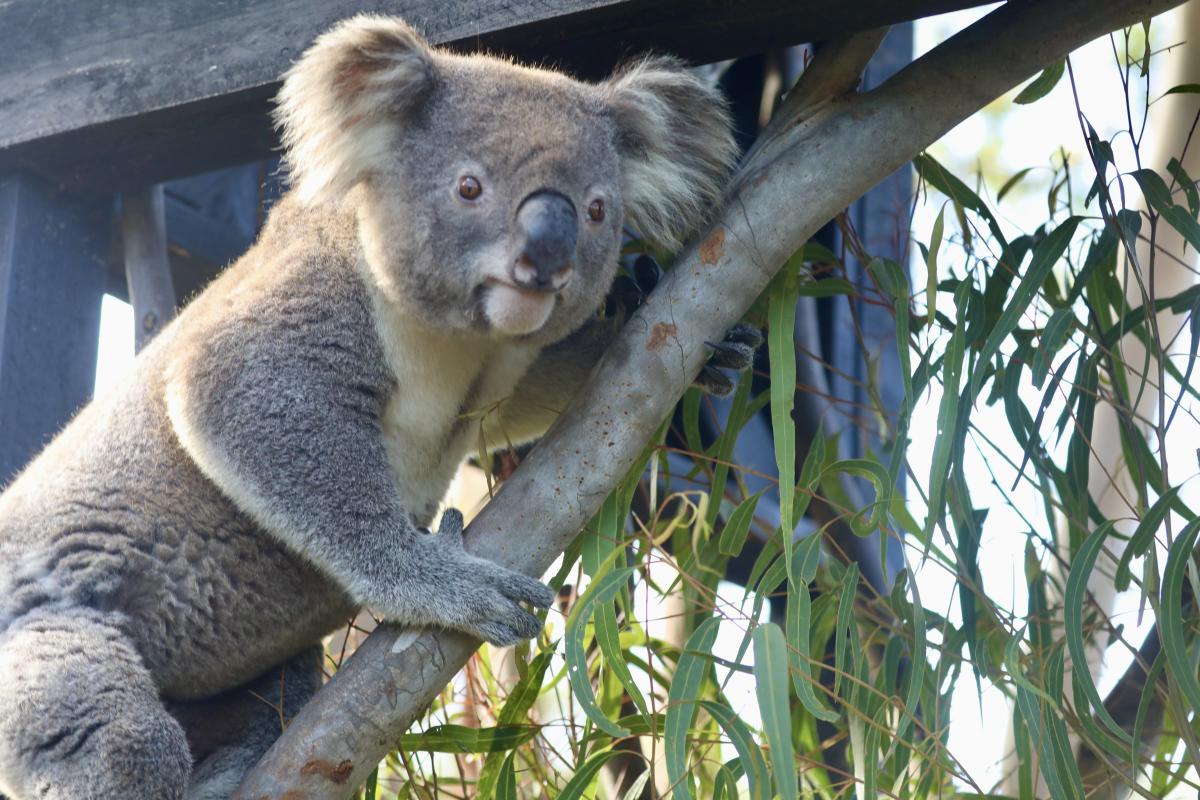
[481,279,559,337]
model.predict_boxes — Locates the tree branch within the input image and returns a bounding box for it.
[235,1,1187,796]
[737,26,888,176]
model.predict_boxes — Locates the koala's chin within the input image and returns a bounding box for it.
[481,281,558,337]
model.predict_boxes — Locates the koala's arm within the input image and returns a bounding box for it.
[484,314,621,448]
[163,264,551,645]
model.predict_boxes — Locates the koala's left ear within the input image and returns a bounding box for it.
[275,15,435,205]
[602,57,737,252]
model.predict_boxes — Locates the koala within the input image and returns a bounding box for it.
[0,15,736,800]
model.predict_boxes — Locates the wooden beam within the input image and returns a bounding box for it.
[121,185,177,350]
[0,173,108,485]
[0,0,987,189]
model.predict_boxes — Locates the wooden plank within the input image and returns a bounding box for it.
[121,185,177,350]
[0,173,108,485]
[0,0,987,189]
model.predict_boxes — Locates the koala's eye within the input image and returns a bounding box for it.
[587,198,606,223]
[458,175,483,201]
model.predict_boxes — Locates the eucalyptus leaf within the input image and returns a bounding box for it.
[1013,60,1065,104]
[563,566,636,738]
[753,623,798,800]
[1159,518,1200,715]
[665,617,721,800]
[698,701,772,800]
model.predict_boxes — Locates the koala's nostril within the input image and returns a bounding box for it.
[550,264,573,291]
[512,255,572,293]
[512,190,577,293]
[512,256,538,287]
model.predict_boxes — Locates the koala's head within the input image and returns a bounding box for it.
[275,16,735,345]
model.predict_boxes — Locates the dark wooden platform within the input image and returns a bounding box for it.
[0,0,985,188]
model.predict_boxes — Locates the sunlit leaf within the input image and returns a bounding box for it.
[1159,518,1200,715]
[719,490,764,556]
[833,564,859,700]
[1063,522,1135,748]
[1014,60,1065,104]
[1162,82,1200,96]
[698,701,772,800]
[1031,307,1076,387]
[927,203,945,327]
[1013,658,1085,799]
[753,624,797,800]
[1114,485,1191,591]
[665,617,721,800]
[594,595,649,716]
[925,282,971,542]
[563,566,636,737]
[785,535,839,722]
[997,167,1035,202]
[768,265,799,551]
[557,750,626,800]
[1131,168,1174,212]
[1167,157,1200,217]
[1167,292,1200,428]
[476,650,556,796]
[796,278,856,297]
[397,724,539,753]
[495,752,518,800]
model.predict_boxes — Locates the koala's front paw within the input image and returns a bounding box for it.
[695,323,764,396]
[420,509,555,647]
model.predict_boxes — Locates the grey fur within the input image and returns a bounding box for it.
[0,15,733,799]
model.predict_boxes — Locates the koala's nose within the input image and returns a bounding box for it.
[512,190,577,293]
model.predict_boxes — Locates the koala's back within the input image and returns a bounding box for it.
[0,198,367,699]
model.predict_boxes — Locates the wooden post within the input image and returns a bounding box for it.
[121,185,176,350]
[0,173,109,485]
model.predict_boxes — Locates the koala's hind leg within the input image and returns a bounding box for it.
[172,646,324,800]
[0,608,191,800]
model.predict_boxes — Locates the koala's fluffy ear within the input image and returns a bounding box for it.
[275,15,435,205]
[602,57,737,252]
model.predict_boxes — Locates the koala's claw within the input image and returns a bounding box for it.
[472,601,543,646]
[710,321,758,352]
[462,569,551,646]
[435,508,466,541]
[475,621,523,647]
[694,323,763,396]
[704,339,758,371]
[694,366,736,397]
[494,570,557,609]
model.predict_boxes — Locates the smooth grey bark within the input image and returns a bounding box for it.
[235,1,1188,797]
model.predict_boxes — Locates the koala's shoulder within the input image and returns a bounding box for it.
[168,193,375,364]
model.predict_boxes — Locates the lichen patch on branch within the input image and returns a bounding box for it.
[698,228,726,266]
[644,322,679,351]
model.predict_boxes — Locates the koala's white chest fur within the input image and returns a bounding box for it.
[367,285,538,525]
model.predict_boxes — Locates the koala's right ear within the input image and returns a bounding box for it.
[275,15,435,205]
[602,57,737,253]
